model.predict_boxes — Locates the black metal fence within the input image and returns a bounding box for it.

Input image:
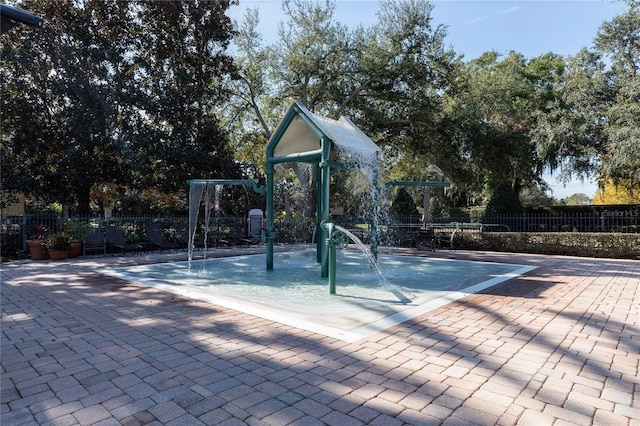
[1,213,305,257]
[3,210,639,257]
[0,214,190,257]
[484,212,639,233]
[384,212,640,233]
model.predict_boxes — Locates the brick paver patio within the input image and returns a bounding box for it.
[1,248,638,425]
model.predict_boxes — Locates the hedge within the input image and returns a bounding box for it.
[456,232,640,259]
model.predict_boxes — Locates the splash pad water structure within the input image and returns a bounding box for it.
[99,101,536,341]
[187,101,453,293]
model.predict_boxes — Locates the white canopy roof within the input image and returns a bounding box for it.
[270,101,380,159]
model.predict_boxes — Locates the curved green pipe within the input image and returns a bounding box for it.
[187,179,266,194]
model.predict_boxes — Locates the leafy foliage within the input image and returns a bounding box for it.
[532,5,640,190]
[227,0,456,216]
[460,232,640,259]
[484,183,524,214]
[594,180,640,204]
[45,232,71,251]
[2,0,133,212]
[564,193,592,206]
[227,0,612,215]
[1,0,239,214]
[447,51,565,197]
[3,0,639,216]
[390,188,419,216]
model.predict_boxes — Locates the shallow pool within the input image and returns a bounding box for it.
[98,250,535,342]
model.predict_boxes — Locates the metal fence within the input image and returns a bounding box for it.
[1,213,305,256]
[468,212,638,233]
[0,214,190,256]
[383,212,640,233]
[3,210,639,257]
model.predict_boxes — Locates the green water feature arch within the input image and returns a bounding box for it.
[188,100,451,294]
[264,100,381,274]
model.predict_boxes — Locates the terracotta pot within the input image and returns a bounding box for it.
[27,240,49,260]
[48,249,68,261]
[68,240,82,258]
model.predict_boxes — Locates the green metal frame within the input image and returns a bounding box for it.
[264,109,453,276]
[188,102,455,295]
[265,104,332,271]
[186,179,267,195]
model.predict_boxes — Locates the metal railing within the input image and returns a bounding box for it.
[381,212,640,233]
[3,210,639,257]
[2,213,270,256]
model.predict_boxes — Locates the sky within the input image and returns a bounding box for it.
[227,0,628,199]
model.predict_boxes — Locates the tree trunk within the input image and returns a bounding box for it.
[422,187,431,227]
[76,185,93,215]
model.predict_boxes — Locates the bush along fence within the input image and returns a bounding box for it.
[2,210,639,259]
[457,232,640,259]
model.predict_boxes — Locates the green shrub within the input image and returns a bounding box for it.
[390,188,419,216]
[64,220,93,241]
[274,212,314,243]
[45,232,71,250]
[457,232,640,259]
[485,183,523,215]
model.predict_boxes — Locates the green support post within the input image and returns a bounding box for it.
[315,163,322,264]
[319,136,331,277]
[266,162,275,270]
[327,231,336,294]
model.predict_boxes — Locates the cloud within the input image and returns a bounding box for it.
[458,5,520,27]
[498,6,522,14]
[461,16,488,26]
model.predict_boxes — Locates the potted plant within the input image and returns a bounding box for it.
[26,223,49,260]
[65,220,91,258]
[45,232,71,260]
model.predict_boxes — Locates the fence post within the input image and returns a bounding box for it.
[22,214,27,252]
[522,212,527,233]
[600,212,605,232]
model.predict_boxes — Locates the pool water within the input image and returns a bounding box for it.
[98,250,535,342]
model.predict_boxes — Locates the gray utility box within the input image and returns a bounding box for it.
[248,209,264,239]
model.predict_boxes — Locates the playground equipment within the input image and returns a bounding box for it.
[264,101,381,273]
[188,101,450,294]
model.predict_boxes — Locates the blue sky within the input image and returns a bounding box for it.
[228,0,628,198]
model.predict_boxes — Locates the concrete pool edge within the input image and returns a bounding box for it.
[349,264,537,340]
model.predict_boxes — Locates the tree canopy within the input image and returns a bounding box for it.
[2,0,638,215]
[445,51,565,198]
[1,0,240,213]
[532,4,640,191]
[225,0,639,211]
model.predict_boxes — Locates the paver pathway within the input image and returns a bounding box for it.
[1,248,638,425]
